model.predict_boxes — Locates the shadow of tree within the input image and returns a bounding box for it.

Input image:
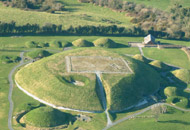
[159,120,190,125]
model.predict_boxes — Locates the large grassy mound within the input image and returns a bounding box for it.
[172,69,190,84]
[102,58,161,111]
[15,48,161,111]
[24,107,67,127]
[72,39,94,47]
[93,38,117,48]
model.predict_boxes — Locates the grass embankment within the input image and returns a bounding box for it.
[143,48,190,69]
[102,57,161,111]
[0,0,132,28]
[109,106,190,130]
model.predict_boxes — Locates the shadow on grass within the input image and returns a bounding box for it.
[159,120,190,125]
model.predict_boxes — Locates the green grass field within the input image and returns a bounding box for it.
[0,0,132,28]
[0,36,189,49]
[143,48,190,69]
[125,0,190,11]
[0,51,21,130]
[109,106,190,130]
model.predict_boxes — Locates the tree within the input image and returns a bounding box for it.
[151,105,167,122]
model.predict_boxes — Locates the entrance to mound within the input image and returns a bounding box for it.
[66,56,133,74]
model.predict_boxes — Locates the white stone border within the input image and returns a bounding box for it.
[15,80,103,113]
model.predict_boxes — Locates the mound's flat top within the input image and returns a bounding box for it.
[66,56,132,73]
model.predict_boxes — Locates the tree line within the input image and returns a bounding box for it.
[79,0,190,40]
[1,0,64,13]
[0,21,171,38]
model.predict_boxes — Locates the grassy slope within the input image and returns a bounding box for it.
[16,49,125,111]
[143,48,190,69]
[0,0,132,28]
[102,57,161,111]
[109,107,190,130]
[125,0,190,11]
[0,51,21,130]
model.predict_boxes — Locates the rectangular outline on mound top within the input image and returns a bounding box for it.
[65,56,133,74]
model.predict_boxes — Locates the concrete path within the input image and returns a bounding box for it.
[138,46,144,56]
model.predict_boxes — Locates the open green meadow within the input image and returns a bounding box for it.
[143,48,190,69]
[0,51,21,130]
[125,0,190,11]
[109,107,190,130]
[0,0,132,28]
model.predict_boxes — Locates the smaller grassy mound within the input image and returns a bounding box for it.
[27,50,52,59]
[149,60,171,72]
[72,39,94,47]
[61,41,73,48]
[49,40,63,48]
[132,54,150,63]
[172,69,190,84]
[164,86,177,97]
[166,96,189,108]
[0,55,21,64]
[25,41,39,48]
[93,38,117,48]
[24,107,67,127]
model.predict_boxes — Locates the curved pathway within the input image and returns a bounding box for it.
[103,103,190,130]
[8,52,32,130]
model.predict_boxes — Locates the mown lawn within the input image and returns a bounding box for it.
[0,36,189,49]
[0,0,132,28]
[125,0,190,11]
[0,51,21,130]
[109,107,190,130]
[143,48,190,69]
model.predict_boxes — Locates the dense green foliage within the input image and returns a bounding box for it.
[166,96,189,108]
[2,0,64,13]
[93,38,117,48]
[27,50,52,59]
[80,0,190,40]
[0,55,21,64]
[72,39,94,47]
[25,107,67,127]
